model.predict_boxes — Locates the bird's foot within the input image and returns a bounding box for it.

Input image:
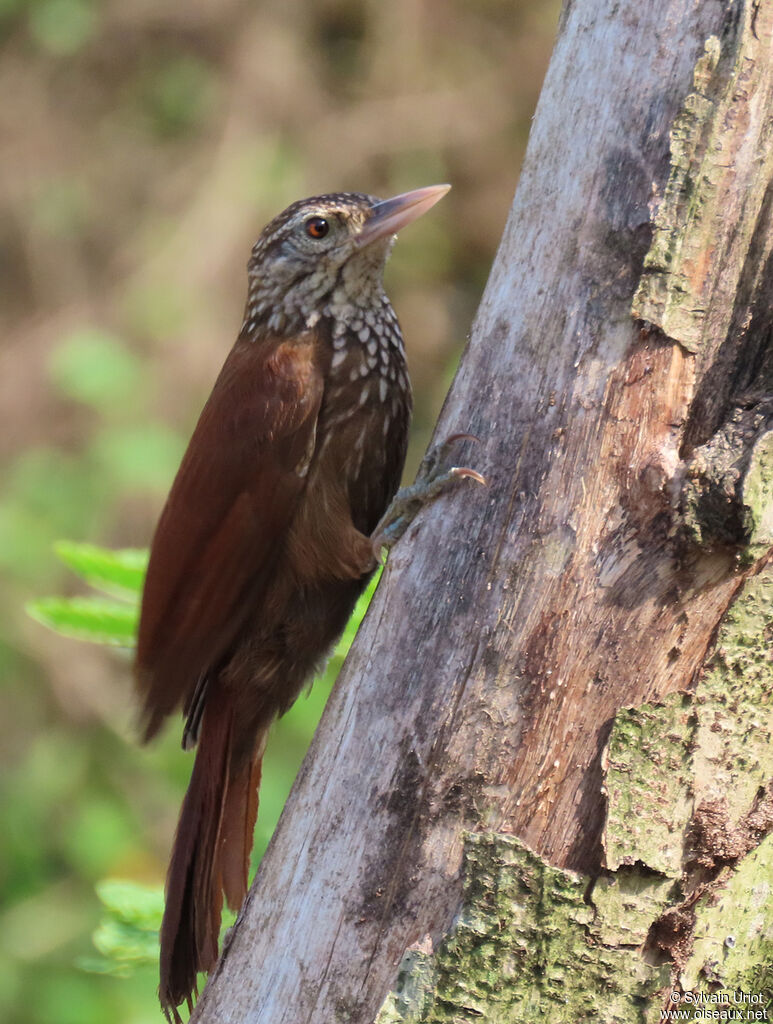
[372,433,486,552]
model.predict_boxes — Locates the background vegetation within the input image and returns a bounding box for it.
[0,2,558,1021]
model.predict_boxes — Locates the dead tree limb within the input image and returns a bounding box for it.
[194,1,773,1020]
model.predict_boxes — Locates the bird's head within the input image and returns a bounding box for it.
[243,184,450,335]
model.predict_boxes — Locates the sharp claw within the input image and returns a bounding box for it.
[449,466,487,487]
[424,432,482,472]
[445,431,481,446]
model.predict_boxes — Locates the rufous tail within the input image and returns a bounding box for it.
[158,694,264,1020]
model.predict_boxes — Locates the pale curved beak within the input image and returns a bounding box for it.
[356,184,451,248]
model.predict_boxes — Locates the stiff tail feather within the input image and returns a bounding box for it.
[159,695,264,1020]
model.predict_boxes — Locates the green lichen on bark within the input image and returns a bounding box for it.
[375,834,668,1024]
[632,6,773,354]
[603,694,694,876]
[742,430,773,555]
[376,946,439,1024]
[602,566,773,849]
[681,833,773,997]
[591,872,677,947]
[692,567,773,822]
[376,566,773,1023]
[598,569,773,1001]
[631,35,724,350]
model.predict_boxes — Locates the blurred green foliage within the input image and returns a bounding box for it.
[49,331,144,414]
[0,2,559,1021]
[139,56,217,139]
[82,880,164,978]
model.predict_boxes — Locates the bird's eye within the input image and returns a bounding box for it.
[305,216,329,239]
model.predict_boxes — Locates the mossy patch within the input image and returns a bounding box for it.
[376,834,668,1024]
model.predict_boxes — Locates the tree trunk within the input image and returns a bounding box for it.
[194,1,773,1021]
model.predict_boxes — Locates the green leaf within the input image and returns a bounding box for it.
[78,881,163,977]
[93,918,158,963]
[80,878,221,982]
[95,879,164,929]
[53,541,147,599]
[25,596,138,646]
[75,954,134,978]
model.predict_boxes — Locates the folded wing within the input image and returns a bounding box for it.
[135,333,324,740]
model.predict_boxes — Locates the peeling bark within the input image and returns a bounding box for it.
[372,567,773,1022]
[375,834,668,1024]
[193,1,773,1021]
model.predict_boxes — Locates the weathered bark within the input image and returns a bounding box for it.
[194,1,773,1021]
